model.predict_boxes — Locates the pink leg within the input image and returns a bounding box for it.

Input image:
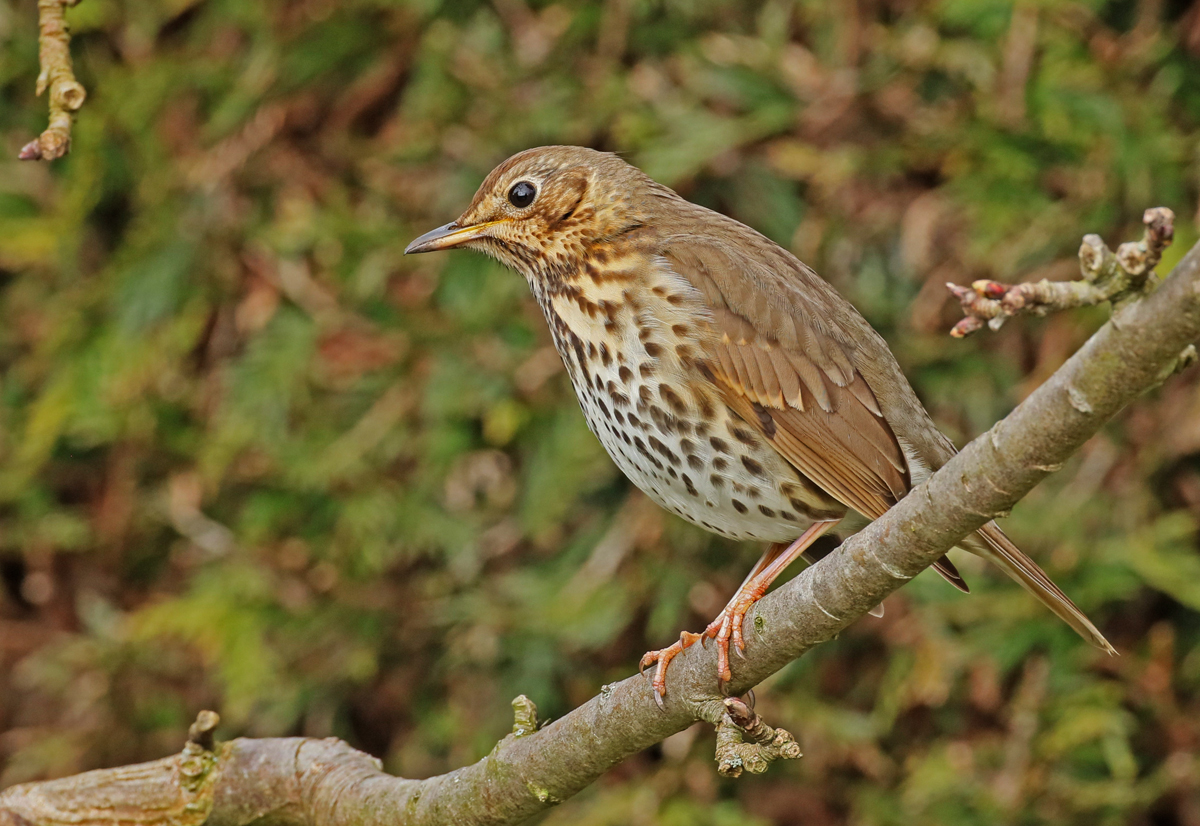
[640,519,841,704]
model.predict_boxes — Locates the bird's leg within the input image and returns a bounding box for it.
[714,520,840,682]
[640,520,840,704]
[640,543,790,707]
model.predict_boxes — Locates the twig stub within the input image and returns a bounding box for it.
[187,710,220,752]
[511,695,539,737]
[713,697,802,778]
[19,0,86,161]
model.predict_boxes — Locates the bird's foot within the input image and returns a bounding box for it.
[639,522,842,707]
[712,584,770,681]
[640,586,771,706]
[640,617,725,707]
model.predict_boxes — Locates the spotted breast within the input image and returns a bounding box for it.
[530,249,845,543]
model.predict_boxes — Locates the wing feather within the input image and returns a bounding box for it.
[662,241,969,591]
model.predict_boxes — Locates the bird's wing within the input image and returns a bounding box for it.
[662,237,968,589]
[664,243,907,518]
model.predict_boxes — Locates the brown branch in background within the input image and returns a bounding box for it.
[18,0,86,161]
[2,220,1200,825]
[947,207,1176,337]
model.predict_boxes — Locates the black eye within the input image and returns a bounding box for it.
[508,181,537,208]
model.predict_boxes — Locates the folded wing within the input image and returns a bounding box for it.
[663,241,969,590]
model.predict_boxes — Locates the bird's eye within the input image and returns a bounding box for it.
[508,181,537,209]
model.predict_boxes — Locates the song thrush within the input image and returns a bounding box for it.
[407,146,1114,701]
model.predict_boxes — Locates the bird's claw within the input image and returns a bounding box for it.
[652,687,666,710]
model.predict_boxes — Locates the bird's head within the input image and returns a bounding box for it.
[405,146,666,279]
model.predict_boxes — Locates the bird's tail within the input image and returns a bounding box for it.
[963,522,1116,654]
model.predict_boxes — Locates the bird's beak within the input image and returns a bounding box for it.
[404,220,506,254]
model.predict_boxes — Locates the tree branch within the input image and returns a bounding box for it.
[947,207,1175,337]
[18,0,86,162]
[4,223,1200,825]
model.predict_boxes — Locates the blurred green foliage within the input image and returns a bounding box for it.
[2,0,1200,823]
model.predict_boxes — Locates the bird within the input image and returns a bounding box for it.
[406,145,1115,702]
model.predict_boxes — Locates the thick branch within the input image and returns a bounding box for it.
[18,0,86,162]
[4,234,1200,826]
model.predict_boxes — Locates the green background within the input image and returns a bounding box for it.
[3,0,1200,823]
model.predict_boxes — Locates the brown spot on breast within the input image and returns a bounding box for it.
[731,499,748,514]
[709,437,730,453]
[639,363,654,379]
[648,405,678,433]
[618,365,633,383]
[568,334,591,384]
[648,436,680,466]
[633,437,664,470]
[727,421,757,446]
[659,385,687,416]
[741,456,767,478]
[643,341,663,358]
[758,505,776,518]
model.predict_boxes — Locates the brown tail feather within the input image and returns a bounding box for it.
[933,555,970,593]
[963,522,1115,654]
